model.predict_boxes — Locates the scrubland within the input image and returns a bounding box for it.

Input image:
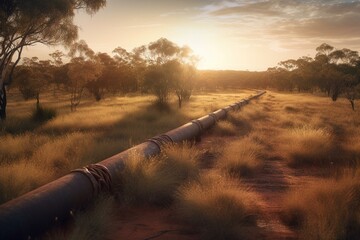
[0,89,251,204]
[2,90,360,240]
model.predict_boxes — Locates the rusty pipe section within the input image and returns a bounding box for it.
[0,91,266,239]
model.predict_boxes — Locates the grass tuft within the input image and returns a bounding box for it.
[213,120,238,136]
[118,143,201,206]
[281,125,333,167]
[175,173,260,240]
[217,136,263,177]
[281,172,360,240]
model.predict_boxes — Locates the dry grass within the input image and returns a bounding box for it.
[175,173,260,240]
[281,171,360,240]
[217,136,264,177]
[280,126,333,167]
[44,196,115,240]
[0,91,251,204]
[0,161,53,203]
[118,143,201,206]
[213,120,238,136]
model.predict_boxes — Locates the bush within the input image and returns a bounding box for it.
[32,105,57,122]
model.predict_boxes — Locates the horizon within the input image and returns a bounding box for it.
[23,0,360,71]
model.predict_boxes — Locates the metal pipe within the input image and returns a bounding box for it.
[0,91,266,239]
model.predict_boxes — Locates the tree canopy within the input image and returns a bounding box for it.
[0,0,106,119]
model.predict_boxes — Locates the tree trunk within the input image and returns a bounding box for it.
[0,85,7,120]
[36,92,40,110]
[350,99,355,111]
[178,95,182,108]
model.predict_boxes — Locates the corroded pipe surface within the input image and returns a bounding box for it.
[0,91,265,239]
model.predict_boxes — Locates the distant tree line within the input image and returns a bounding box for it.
[11,38,197,111]
[267,43,360,110]
[195,44,360,110]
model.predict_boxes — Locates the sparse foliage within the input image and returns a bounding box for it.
[0,0,106,120]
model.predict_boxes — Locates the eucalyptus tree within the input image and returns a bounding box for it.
[14,57,52,108]
[141,38,198,107]
[0,0,106,120]
[67,40,102,111]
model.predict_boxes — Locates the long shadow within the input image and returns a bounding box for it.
[94,102,192,153]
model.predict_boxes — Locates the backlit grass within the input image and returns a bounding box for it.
[217,136,264,177]
[117,143,201,206]
[281,171,360,240]
[175,173,260,240]
[0,90,251,204]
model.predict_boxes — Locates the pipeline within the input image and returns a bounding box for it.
[0,91,266,239]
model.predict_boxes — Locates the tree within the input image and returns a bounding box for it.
[140,38,198,107]
[174,63,197,108]
[13,57,52,108]
[67,40,102,111]
[0,0,106,120]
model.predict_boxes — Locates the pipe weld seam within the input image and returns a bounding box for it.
[191,119,204,133]
[208,113,218,122]
[72,164,113,196]
[147,134,174,150]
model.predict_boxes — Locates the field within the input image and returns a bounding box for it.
[1,90,360,240]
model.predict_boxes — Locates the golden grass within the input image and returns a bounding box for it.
[217,136,264,177]
[175,173,260,240]
[280,126,333,167]
[0,91,253,204]
[213,120,238,136]
[118,143,201,206]
[281,171,360,240]
[0,162,53,203]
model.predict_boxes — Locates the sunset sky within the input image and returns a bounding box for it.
[23,0,360,71]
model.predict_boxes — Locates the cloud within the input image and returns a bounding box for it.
[197,0,360,50]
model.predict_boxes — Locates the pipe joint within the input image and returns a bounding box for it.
[147,134,174,150]
[72,164,113,196]
[191,119,204,134]
[208,113,218,122]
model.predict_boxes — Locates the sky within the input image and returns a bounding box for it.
[23,0,360,71]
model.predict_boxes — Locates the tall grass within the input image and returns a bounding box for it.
[281,171,360,240]
[217,136,263,177]
[212,120,238,136]
[0,162,53,203]
[44,196,115,240]
[175,173,260,240]
[280,125,333,167]
[0,91,251,204]
[118,143,201,206]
